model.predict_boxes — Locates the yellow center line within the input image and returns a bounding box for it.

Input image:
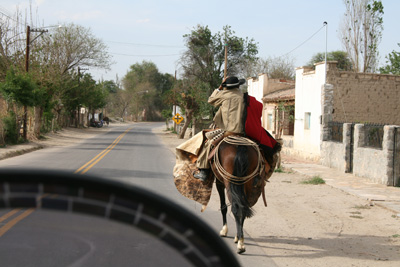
[75,127,132,174]
[0,208,35,237]
[0,208,21,223]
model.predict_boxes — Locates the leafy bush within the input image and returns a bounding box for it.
[2,112,18,144]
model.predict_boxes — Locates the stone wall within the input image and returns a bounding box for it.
[321,141,345,171]
[321,123,400,186]
[320,123,353,173]
[327,66,400,124]
[353,124,389,184]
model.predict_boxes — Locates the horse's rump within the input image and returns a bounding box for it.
[211,136,269,207]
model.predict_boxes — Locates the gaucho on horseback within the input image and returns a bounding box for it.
[173,76,281,254]
[193,76,281,182]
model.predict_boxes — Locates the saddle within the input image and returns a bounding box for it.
[207,131,243,160]
[205,129,277,182]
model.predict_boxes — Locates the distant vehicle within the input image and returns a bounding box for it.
[90,120,103,128]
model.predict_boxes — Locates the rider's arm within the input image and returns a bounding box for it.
[208,89,224,107]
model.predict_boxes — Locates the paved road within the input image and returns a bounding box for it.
[0,122,277,266]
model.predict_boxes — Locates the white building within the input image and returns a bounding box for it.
[292,62,327,161]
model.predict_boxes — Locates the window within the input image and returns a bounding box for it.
[267,113,273,130]
[304,112,311,130]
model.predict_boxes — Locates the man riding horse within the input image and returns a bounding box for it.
[194,76,281,181]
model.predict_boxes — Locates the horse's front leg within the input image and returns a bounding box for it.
[216,179,228,237]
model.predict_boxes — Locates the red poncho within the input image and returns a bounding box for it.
[245,95,277,149]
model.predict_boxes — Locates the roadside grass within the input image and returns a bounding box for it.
[39,135,48,140]
[349,211,362,215]
[274,166,293,174]
[392,234,400,238]
[352,204,371,210]
[350,215,364,219]
[300,176,325,185]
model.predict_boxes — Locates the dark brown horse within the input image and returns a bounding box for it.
[210,136,270,254]
[103,117,110,126]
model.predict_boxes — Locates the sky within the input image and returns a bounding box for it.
[1,0,399,82]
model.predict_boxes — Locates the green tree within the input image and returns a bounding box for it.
[177,25,258,137]
[0,68,47,141]
[60,71,81,124]
[161,109,173,130]
[181,25,258,91]
[122,61,174,121]
[173,79,207,139]
[379,43,400,75]
[0,68,38,106]
[112,88,135,121]
[79,74,106,126]
[308,51,352,71]
[101,80,119,94]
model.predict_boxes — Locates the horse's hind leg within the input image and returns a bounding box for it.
[216,179,228,237]
[234,216,246,254]
[231,184,247,254]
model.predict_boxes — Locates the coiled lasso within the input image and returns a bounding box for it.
[213,135,264,185]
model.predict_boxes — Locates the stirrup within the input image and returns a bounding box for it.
[194,169,209,182]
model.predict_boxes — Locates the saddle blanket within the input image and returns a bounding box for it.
[173,131,213,208]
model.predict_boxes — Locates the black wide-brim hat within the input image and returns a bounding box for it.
[222,77,246,88]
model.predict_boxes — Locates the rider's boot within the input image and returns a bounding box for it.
[194,168,209,182]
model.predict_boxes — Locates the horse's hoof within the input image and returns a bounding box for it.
[234,236,238,243]
[237,248,246,254]
[219,225,228,237]
[237,238,245,253]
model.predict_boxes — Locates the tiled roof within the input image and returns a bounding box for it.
[263,88,295,103]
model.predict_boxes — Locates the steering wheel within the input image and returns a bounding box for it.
[0,169,240,267]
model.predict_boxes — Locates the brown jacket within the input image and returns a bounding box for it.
[208,88,245,134]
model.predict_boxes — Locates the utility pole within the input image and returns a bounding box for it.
[224,43,228,79]
[22,26,30,140]
[173,70,177,132]
[323,21,328,84]
[23,25,49,140]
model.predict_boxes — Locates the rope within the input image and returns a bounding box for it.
[213,136,263,185]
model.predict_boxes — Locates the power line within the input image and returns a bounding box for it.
[279,23,326,58]
[0,10,16,22]
[106,40,183,48]
[0,5,13,18]
[110,52,181,57]
[0,6,24,27]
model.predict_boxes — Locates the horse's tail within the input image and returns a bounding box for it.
[230,145,254,219]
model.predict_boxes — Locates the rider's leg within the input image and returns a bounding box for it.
[194,141,211,181]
